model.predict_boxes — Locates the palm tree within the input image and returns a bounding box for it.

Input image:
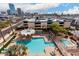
[5,45,28,56]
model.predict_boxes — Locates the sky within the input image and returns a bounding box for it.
[0,3,79,14]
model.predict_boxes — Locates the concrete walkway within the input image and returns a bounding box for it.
[0,31,13,43]
[44,46,55,56]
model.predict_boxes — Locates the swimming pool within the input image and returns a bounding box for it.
[16,37,55,54]
[60,39,72,46]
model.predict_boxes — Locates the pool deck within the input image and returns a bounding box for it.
[67,49,79,56]
[53,40,71,56]
[0,33,74,56]
[32,36,56,56]
[28,46,56,56]
[32,35,62,56]
[44,46,55,56]
[32,35,51,43]
[28,53,46,56]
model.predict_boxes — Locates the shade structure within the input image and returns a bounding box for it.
[20,28,35,36]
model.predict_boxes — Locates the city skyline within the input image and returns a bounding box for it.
[0,3,79,14]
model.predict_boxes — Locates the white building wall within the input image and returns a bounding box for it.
[64,22,71,28]
[28,22,35,28]
[41,22,47,28]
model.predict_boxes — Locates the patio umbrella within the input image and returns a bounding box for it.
[20,29,35,36]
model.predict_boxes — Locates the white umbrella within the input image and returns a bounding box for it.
[20,29,35,36]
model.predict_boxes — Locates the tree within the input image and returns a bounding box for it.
[50,22,68,36]
[50,22,60,35]
[0,20,13,30]
[0,20,14,42]
[19,34,26,38]
[0,21,6,29]
[5,45,28,56]
[5,20,14,32]
[26,34,32,40]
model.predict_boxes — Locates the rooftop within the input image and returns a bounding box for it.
[24,18,50,22]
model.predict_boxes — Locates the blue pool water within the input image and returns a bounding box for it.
[60,39,72,46]
[16,37,55,54]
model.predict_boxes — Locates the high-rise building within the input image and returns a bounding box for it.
[9,3,15,14]
[17,8,22,16]
[21,11,24,16]
[0,11,6,15]
[7,9,11,15]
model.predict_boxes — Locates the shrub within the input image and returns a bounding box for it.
[5,45,28,56]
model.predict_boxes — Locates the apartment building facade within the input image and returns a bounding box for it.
[23,18,52,30]
[23,17,73,30]
[76,20,79,30]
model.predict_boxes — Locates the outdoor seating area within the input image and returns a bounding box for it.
[16,28,35,40]
[20,28,35,36]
